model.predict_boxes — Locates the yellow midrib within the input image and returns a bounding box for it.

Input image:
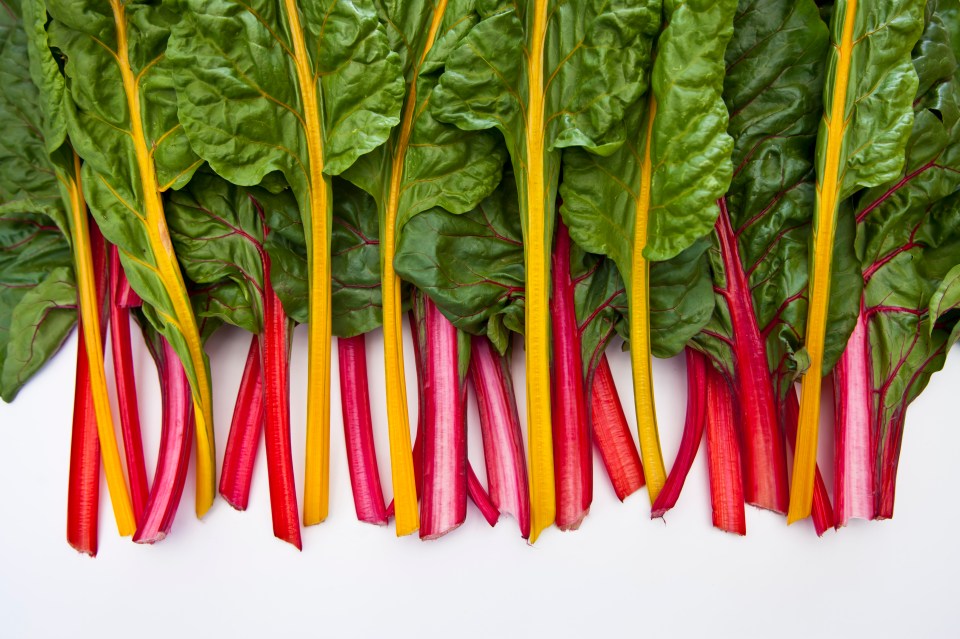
[67,154,135,536]
[789,0,858,524]
[380,1,449,537]
[110,1,216,517]
[631,96,666,502]
[525,0,555,544]
[282,0,332,526]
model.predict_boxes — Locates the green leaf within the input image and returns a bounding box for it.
[0,265,76,401]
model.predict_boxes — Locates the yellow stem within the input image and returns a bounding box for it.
[282,0,332,526]
[631,97,666,501]
[524,0,556,544]
[67,155,135,536]
[788,0,858,524]
[110,0,216,516]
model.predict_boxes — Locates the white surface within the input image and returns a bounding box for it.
[1,324,957,638]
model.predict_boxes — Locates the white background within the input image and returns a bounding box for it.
[1,324,957,638]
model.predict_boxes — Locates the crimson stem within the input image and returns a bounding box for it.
[704,365,746,535]
[652,348,706,518]
[590,354,644,502]
[67,221,109,556]
[551,221,591,531]
[108,245,148,520]
[134,337,194,544]
[715,201,789,514]
[219,334,265,511]
[419,295,467,539]
[339,333,388,526]
[470,336,530,538]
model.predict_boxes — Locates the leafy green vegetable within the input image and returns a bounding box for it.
[560,0,737,503]
[168,0,404,526]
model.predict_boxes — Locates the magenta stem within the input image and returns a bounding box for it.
[219,334,265,511]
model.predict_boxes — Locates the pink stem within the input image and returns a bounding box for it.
[470,336,531,538]
[339,334,389,526]
[716,200,789,514]
[219,334,264,511]
[551,221,591,531]
[467,464,499,527]
[134,338,194,544]
[652,348,707,518]
[419,297,467,540]
[785,389,835,536]
[704,366,746,535]
[833,305,875,525]
[590,353,645,502]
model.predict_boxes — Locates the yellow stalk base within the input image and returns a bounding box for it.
[110,1,216,518]
[67,156,135,536]
[524,0,556,544]
[631,98,667,502]
[789,0,858,524]
[282,0,333,526]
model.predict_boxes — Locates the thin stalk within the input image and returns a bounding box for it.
[651,348,706,518]
[467,464,499,527]
[550,222,590,530]
[876,410,906,520]
[420,297,467,539]
[219,334,264,511]
[339,334,388,526]
[785,389,835,535]
[590,354,645,503]
[67,317,101,557]
[833,304,874,525]
[262,256,301,549]
[108,244,148,520]
[704,366,746,535]
[134,338,194,543]
[716,201,789,513]
[470,336,531,538]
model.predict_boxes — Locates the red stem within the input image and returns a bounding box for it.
[590,353,645,502]
[470,336,531,538]
[876,409,906,520]
[716,200,789,514]
[339,333,389,526]
[467,464,499,527]
[652,349,707,517]
[704,366,746,535]
[785,389,835,535]
[420,297,467,539]
[832,304,875,526]
[67,220,109,556]
[261,255,301,549]
[134,338,194,544]
[219,334,265,511]
[550,221,591,531]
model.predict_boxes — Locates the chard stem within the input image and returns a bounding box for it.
[704,366,746,535]
[591,354,645,503]
[219,334,264,511]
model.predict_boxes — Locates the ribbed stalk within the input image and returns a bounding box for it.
[590,354,644,502]
[652,349,706,518]
[219,334,264,511]
[339,334,388,526]
[785,390,835,536]
[551,222,590,530]
[704,366,746,535]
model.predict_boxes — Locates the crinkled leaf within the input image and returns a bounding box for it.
[329,180,382,338]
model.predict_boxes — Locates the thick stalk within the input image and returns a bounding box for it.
[551,222,591,530]
[704,366,746,535]
[785,389,835,535]
[523,0,556,543]
[66,158,134,535]
[109,244,148,519]
[631,97,666,501]
[339,334,388,526]
[67,317,101,557]
[420,298,467,539]
[134,338,194,543]
[262,257,301,549]
[279,0,333,527]
[651,349,706,518]
[716,201,789,513]
[833,305,875,525]
[590,354,645,502]
[791,0,860,524]
[470,336,531,538]
[219,334,264,511]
